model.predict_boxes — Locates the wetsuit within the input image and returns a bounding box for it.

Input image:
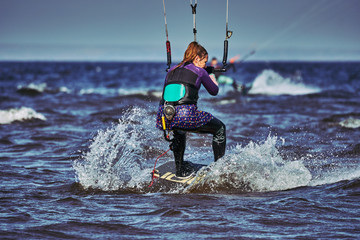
[156,62,226,177]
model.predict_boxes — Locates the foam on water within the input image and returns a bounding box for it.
[78,87,159,98]
[185,135,312,193]
[17,82,47,93]
[59,86,71,93]
[0,107,47,124]
[79,87,118,96]
[310,167,360,187]
[248,69,321,95]
[117,88,155,96]
[339,117,360,129]
[17,82,71,94]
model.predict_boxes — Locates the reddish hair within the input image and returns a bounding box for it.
[175,41,208,69]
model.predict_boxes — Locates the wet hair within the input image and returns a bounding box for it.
[176,41,208,69]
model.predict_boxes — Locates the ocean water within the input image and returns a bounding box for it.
[0,61,359,239]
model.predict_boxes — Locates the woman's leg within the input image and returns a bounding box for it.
[195,117,226,161]
[171,130,186,176]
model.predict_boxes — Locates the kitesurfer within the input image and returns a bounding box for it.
[210,57,239,91]
[156,42,226,177]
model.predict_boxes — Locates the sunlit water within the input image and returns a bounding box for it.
[0,61,359,239]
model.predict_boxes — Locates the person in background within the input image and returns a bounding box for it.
[156,42,226,177]
[210,57,239,91]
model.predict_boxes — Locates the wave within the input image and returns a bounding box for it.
[16,82,162,100]
[79,87,161,98]
[309,166,360,187]
[17,82,71,95]
[79,87,118,96]
[0,107,47,124]
[248,69,321,95]
[339,117,360,129]
[323,113,360,129]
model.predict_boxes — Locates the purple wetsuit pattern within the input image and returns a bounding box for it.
[156,104,213,130]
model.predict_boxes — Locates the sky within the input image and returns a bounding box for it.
[1,0,359,61]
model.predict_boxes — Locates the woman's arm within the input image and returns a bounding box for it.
[199,69,219,96]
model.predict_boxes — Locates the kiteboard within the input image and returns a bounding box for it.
[152,161,206,186]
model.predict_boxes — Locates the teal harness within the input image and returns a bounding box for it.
[163,84,186,102]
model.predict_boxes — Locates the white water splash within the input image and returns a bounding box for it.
[59,86,71,93]
[0,107,47,124]
[73,107,155,191]
[73,107,312,193]
[185,135,312,193]
[339,117,360,129]
[249,69,321,95]
[310,167,360,187]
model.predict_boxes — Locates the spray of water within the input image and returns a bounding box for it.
[73,107,312,194]
[185,135,312,193]
[248,69,320,95]
[73,107,156,191]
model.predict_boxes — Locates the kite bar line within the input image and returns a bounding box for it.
[163,0,172,71]
[190,0,198,42]
[161,0,233,72]
[222,0,233,68]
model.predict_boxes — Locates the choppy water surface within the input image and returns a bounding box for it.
[0,61,359,239]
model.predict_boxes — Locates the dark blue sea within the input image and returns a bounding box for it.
[0,61,359,239]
